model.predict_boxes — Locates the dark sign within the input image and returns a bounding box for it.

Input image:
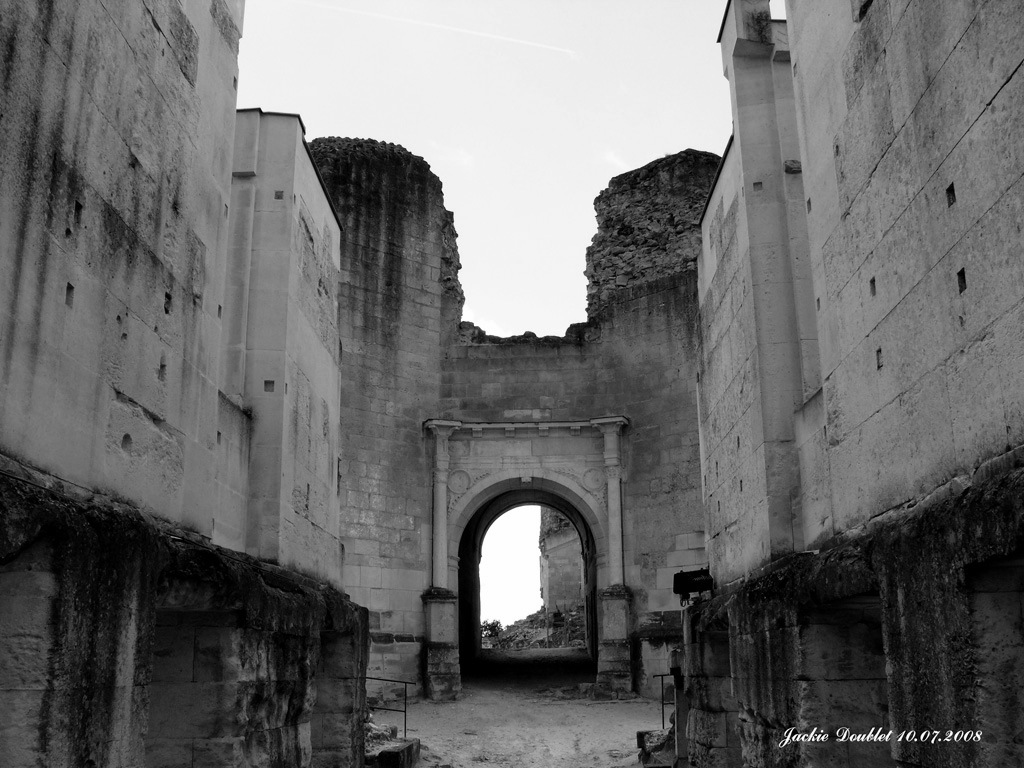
[672,567,714,598]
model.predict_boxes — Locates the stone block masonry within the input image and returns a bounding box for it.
[226,109,346,584]
[17,0,1021,756]
[0,1,375,761]
[435,150,718,693]
[586,151,721,318]
[789,0,1024,538]
[0,0,243,540]
[0,465,368,768]
[540,507,584,612]
[0,0,724,712]
[310,138,465,693]
[684,1,1024,762]
[678,453,1024,767]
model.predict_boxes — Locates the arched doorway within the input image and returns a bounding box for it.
[422,418,634,699]
[457,489,599,674]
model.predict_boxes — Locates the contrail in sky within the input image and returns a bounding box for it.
[293,0,577,57]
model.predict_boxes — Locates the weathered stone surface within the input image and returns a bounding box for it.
[0,471,368,768]
[310,137,463,690]
[443,251,711,689]
[367,737,421,768]
[7,1,1022,763]
[585,150,720,318]
[423,643,461,701]
[539,507,583,611]
[679,459,1024,766]
[637,727,675,767]
[0,0,242,542]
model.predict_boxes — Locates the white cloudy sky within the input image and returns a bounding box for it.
[236,0,783,624]
[479,506,542,624]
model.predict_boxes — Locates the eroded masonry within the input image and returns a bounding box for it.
[2,0,1024,766]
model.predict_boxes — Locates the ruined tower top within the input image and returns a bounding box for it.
[310,137,465,306]
[584,149,720,319]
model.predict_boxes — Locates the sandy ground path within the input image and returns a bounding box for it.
[375,649,662,768]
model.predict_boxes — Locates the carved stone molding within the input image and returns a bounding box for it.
[583,467,606,492]
[447,470,471,495]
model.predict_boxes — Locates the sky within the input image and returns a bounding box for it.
[478,506,542,625]
[233,0,776,336]
[235,0,783,625]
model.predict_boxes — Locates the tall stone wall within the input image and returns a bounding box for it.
[0,2,374,762]
[225,110,345,583]
[789,0,1024,540]
[310,138,464,689]
[697,8,811,586]
[679,1,1024,764]
[0,0,244,536]
[700,0,1024,580]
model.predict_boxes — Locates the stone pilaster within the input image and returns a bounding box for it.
[424,420,461,589]
[591,417,632,693]
[592,416,628,587]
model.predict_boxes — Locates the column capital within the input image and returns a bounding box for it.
[593,416,628,467]
[425,419,462,438]
[590,416,629,434]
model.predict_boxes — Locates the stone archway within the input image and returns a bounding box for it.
[421,419,634,699]
[456,487,599,668]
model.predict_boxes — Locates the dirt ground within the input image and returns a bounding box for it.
[374,649,664,768]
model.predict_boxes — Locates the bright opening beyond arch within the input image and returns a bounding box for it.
[479,505,543,626]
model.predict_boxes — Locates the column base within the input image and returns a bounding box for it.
[597,585,634,693]
[422,588,461,701]
[597,639,634,692]
[423,642,461,701]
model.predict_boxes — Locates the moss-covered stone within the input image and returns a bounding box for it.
[0,472,368,768]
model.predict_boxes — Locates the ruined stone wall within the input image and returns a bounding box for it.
[0,463,367,768]
[788,0,1024,539]
[443,276,704,612]
[442,285,703,697]
[674,613,740,768]
[0,0,245,538]
[437,150,718,694]
[585,151,720,318]
[678,451,1024,767]
[539,508,583,611]
[310,138,464,690]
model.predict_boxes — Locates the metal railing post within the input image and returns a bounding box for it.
[654,673,671,729]
[339,675,415,739]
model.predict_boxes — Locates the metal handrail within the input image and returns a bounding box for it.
[654,673,672,730]
[341,676,413,738]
